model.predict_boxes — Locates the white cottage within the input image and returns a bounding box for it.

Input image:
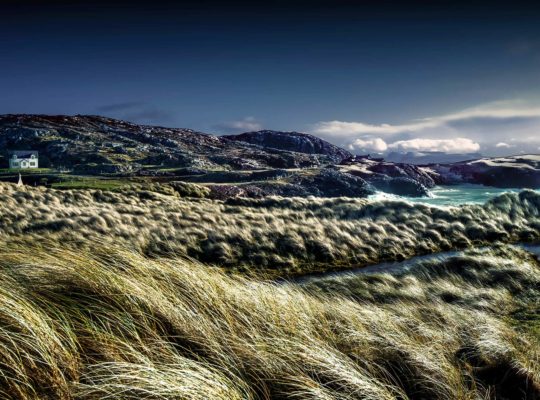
[9,151,39,169]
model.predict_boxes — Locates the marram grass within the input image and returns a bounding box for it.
[0,240,538,399]
[1,182,540,277]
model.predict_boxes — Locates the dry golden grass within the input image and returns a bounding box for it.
[1,182,539,398]
[1,182,539,277]
[0,239,538,399]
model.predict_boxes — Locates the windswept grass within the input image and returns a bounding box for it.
[1,182,539,398]
[1,182,540,277]
[0,240,538,399]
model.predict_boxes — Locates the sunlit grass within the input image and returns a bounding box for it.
[1,181,539,277]
[0,182,539,398]
[0,240,538,398]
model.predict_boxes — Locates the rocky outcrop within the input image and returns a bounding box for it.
[366,176,429,197]
[366,163,436,188]
[288,168,374,197]
[340,161,435,197]
[431,155,540,189]
[207,169,375,199]
[222,130,352,163]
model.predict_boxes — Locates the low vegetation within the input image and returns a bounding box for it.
[1,182,539,277]
[1,181,539,398]
[0,168,53,174]
[0,240,538,399]
[50,177,129,190]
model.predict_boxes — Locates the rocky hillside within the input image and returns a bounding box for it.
[430,155,540,188]
[0,115,344,173]
[0,114,438,198]
[223,130,352,163]
[3,114,537,198]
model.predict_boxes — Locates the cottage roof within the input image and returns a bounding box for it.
[10,151,38,159]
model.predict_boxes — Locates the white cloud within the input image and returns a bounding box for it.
[348,137,480,154]
[312,99,540,138]
[310,99,540,155]
[349,138,388,152]
[388,138,480,153]
[495,142,515,148]
[215,117,262,133]
[314,121,407,136]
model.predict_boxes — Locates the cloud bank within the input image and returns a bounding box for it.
[313,99,540,155]
[349,137,480,154]
[388,138,480,153]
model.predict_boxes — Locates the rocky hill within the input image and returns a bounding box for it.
[0,115,343,173]
[0,114,438,198]
[223,130,352,163]
[430,155,540,188]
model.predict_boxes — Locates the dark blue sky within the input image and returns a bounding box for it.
[2,1,540,154]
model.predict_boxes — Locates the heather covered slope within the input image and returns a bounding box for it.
[1,182,540,276]
[0,240,538,399]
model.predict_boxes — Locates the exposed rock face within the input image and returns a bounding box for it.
[431,155,540,189]
[367,177,429,197]
[222,130,352,163]
[206,169,375,199]
[339,161,435,197]
[207,184,267,200]
[288,169,374,197]
[366,163,436,188]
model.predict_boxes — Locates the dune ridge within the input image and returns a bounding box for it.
[1,182,539,276]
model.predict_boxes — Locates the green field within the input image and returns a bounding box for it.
[0,169,135,190]
[50,177,130,190]
[0,168,54,175]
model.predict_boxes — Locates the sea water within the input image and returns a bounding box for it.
[370,184,540,206]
